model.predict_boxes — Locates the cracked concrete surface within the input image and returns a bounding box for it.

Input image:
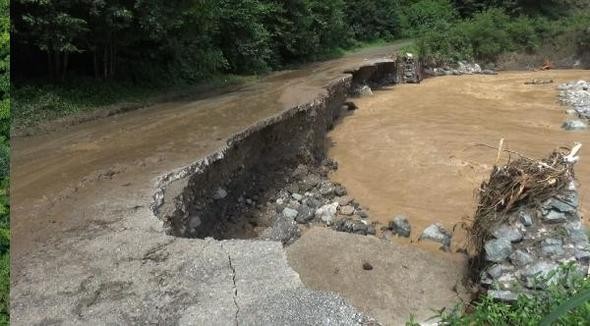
[11,199,371,325]
[220,243,241,326]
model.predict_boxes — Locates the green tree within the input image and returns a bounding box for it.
[345,0,402,41]
[15,0,87,80]
[400,0,457,36]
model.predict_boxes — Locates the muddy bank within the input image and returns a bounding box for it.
[328,70,590,252]
[151,59,397,239]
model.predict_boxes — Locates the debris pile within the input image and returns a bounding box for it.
[398,53,422,83]
[249,160,377,244]
[559,80,590,128]
[469,144,590,301]
[524,79,553,85]
[426,61,497,76]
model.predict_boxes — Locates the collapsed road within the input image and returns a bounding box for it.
[11,44,468,325]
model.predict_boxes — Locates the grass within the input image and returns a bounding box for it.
[12,74,256,133]
[406,264,590,325]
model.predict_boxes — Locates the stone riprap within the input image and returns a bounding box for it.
[559,80,590,123]
[425,61,497,77]
[479,185,590,301]
[398,53,423,83]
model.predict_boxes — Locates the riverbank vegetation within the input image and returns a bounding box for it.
[11,0,590,128]
[0,0,8,324]
[407,264,590,325]
[413,3,590,66]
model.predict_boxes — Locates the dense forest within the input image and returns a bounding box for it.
[10,0,590,129]
[0,0,8,324]
[12,0,589,83]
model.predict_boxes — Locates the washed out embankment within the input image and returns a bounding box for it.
[151,59,397,240]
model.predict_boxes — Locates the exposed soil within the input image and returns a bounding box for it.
[10,44,403,259]
[328,70,590,252]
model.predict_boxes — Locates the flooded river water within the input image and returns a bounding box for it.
[328,70,590,250]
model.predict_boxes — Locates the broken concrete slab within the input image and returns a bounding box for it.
[11,206,372,326]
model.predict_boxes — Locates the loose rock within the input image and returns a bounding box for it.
[291,193,304,201]
[262,214,300,245]
[488,290,518,302]
[509,250,534,267]
[562,120,588,130]
[492,225,522,243]
[295,205,314,224]
[519,210,534,226]
[282,207,299,219]
[315,202,339,225]
[339,205,355,216]
[541,210,568,224]
[419,223,452,249]
[213,187,228,200]
[485,239,513,262]
[389,215,411,238]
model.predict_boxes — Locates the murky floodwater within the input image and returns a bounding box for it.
[328,70,590,250]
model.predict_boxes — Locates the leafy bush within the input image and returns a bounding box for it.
[344,0,402,41]
[416,6,590,64]
[462,8,512,62]
[0,0,8,324]
[399,0,458,37]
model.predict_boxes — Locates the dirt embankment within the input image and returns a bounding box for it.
[151,60,397,240]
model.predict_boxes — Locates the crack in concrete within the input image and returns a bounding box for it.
[221,243,240,326]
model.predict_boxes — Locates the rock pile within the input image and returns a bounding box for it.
[480,186,590,301]
[398,53,422,83]
[474,147,590,301]
[258,160,377,244]
[426,61,497,76]
[524,79,553,85]
[559,80,590,129]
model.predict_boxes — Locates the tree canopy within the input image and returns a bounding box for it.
[11,0,588,84]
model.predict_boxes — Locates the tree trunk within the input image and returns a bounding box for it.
[54,50,61,82]
[61,52,69,81]
[93,50,99,79]
[47,50,54,80]
[110,45,115,78]
[103,47,108,79]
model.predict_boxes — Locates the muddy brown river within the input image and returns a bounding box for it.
[329,70,590,250]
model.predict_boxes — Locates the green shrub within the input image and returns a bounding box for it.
[400,0,458,37]
[462,8,512,61]
[416,6,590,64]
[426,264,590,325]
